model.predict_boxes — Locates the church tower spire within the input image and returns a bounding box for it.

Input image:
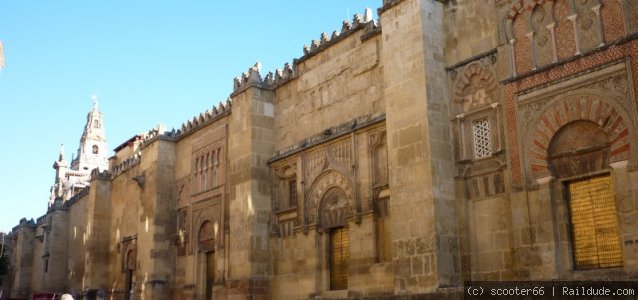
[71,95,109,172]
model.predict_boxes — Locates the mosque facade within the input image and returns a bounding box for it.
[5,0,638,299]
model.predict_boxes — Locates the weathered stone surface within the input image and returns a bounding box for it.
[7,1,638,299]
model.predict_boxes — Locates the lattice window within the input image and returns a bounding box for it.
[472,119,492,158]
[568,174,623,269]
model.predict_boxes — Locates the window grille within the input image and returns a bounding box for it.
[472,118,492,158]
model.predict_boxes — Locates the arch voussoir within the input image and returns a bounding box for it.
[528,94,632,179]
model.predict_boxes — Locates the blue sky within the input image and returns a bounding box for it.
[0,1,380,233]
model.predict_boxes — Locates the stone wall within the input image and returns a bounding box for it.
[274,25,384,151]
[171,115,229,299]
[10,220,35,298]
[268,122,394,299]
[107,156,143,298]
[7,1,638,299]
[448,0,638,284]
[444,0,499,66]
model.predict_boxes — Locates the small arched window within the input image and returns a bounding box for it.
[92,145,99,154]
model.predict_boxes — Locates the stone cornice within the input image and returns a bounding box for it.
[268,114,386,164]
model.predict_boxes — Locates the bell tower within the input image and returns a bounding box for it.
[71,95,109,172]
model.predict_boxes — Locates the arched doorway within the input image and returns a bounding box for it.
[124,248,136,300]
[320,187,352,291]
[548,120,623,270]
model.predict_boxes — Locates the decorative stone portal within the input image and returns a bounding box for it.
[320,187,352,229]
[306,171,354,226]
[548,120,623,270]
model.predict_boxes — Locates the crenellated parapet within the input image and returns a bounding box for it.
[89,168,111,181]
[233,62,296,94]
[137,125,172,150]
[64,186,90,207]
[111,153,142,178]
[132,98,232,151]
[378,0,449,14]
[232,8,380,94]
[299,8,378,61]
[175,98,232,138]
[265,62,295,87]
[110,98,232,181]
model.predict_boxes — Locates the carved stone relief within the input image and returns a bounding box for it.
[319,187,353,228]
[303,137,353,192]
[523,91,633,180]
[120,236,137,272]
[305,171,354,225]
[453,63,498,114]
[452,63,502,162]
[518,68,632,128]
[191,199,222,253]
[575,0,603,52]
[531,3,555,67]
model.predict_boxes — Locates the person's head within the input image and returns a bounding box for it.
[61,294,74,300]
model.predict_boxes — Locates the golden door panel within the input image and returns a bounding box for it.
[330,227,349,290]
[568,175,623,270]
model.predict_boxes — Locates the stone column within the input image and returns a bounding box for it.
[379,0,461,294]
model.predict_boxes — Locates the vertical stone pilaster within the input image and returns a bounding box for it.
[43,208,69,293]
[379,0,460,294]
[610,161,638,272]
[591,5,605,46]
[547,23,559,62]
[83,178,111,291]
[150,140,176,300]
[531,176,558,279]
[227,85,275,299]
